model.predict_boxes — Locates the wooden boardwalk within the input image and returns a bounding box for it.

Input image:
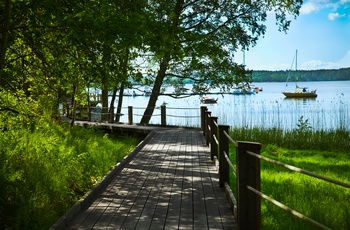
[58,128,236,229]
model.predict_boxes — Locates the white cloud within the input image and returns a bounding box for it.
[248,62,292,71]
[300,0,350,15]
[300,2,320,14]
[328,12,346,20]
[301,60,344,70]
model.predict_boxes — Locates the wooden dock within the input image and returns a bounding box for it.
[52,128,237,229]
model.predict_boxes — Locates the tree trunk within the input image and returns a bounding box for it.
[109,87,118,123]
[139,0,183,124]
[115,48,129,123]
[140,55,170,124]
[115,84,125,123]
[70,85,78,127]
[0,0,11,82]
[101,85,109,122]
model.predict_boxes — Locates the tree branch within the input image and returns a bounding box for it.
[0,107,20,114]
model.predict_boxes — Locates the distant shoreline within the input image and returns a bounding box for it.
[251,67,350,82]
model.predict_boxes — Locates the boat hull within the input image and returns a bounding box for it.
[282,92,317,98]
[201,97,218,104]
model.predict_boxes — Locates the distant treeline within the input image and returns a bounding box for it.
[252,67,350,82]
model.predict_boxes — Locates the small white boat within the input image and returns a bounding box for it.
[123,90,142,97]
[200,96,218,104]
[231,85,256,95]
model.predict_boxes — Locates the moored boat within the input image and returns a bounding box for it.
[200,96,218,104]
[282,50,317,98]
[282,86,317,98]
[231,84,256,95]
[253,86,263,93]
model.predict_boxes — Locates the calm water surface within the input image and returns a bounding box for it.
[113,81,350,131]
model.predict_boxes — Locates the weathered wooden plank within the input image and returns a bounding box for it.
[59,129,236,229]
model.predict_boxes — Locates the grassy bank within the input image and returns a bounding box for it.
[0,119,138,230]
[229,127,350,230]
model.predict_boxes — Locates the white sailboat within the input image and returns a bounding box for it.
[282,50,317,98]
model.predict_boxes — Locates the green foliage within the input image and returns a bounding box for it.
[295,116,312,133]
[0,114,138,229]
[2,0,305,125]
[1,0,148,122]
[145,0,303,93]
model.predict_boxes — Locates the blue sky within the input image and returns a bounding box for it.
[235,0,350,70]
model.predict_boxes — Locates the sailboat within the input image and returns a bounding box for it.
[282,50,317,98]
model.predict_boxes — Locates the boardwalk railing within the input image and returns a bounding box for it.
[62,104,350,229]
[62,105,201,126]
[202,107,350,230]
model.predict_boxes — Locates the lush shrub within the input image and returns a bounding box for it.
[0,115,138,229]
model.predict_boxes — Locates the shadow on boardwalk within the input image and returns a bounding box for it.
[52,128,237,229]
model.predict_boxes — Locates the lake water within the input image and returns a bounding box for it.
[108,81,350,131]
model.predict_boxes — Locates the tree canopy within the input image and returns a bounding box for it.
[138,0,303,123]
[1,0,303,125]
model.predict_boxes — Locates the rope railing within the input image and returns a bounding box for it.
[132,106,157,110]
[133,113,158,117]
[246,150,350,188]
[213,134,219,147]
[246,185,332,230]
[63,105,203,126]
[223,150,236,175]
[167,107,200,110]
[244,150,340,230]
[167,114,200,118]
[223,129,237,146]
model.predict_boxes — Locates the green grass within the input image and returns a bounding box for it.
[0,119,138,230]
[228,128,350,230]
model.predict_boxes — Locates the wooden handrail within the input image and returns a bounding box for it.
[203,107,344,230]
[67,105,203,126]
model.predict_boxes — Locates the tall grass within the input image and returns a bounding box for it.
[214,96,350,132]
[228,127,350,229]
[230,125,350,152]
[0,119,138,230]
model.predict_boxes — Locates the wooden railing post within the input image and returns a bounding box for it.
[218,125,230,188]
[210,116,218,161]
[236,141,262,230]
[205,111,211,145]
[87,106,91,121]
[201,106,207,134]
[161,105,166,127]
[128,106,133,125]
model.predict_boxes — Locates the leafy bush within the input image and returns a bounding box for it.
[0,99,138,230]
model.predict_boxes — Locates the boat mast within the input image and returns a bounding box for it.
[243,50,245,65]
[295,49,298,86]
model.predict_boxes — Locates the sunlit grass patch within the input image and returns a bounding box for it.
[228,128,350,230]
